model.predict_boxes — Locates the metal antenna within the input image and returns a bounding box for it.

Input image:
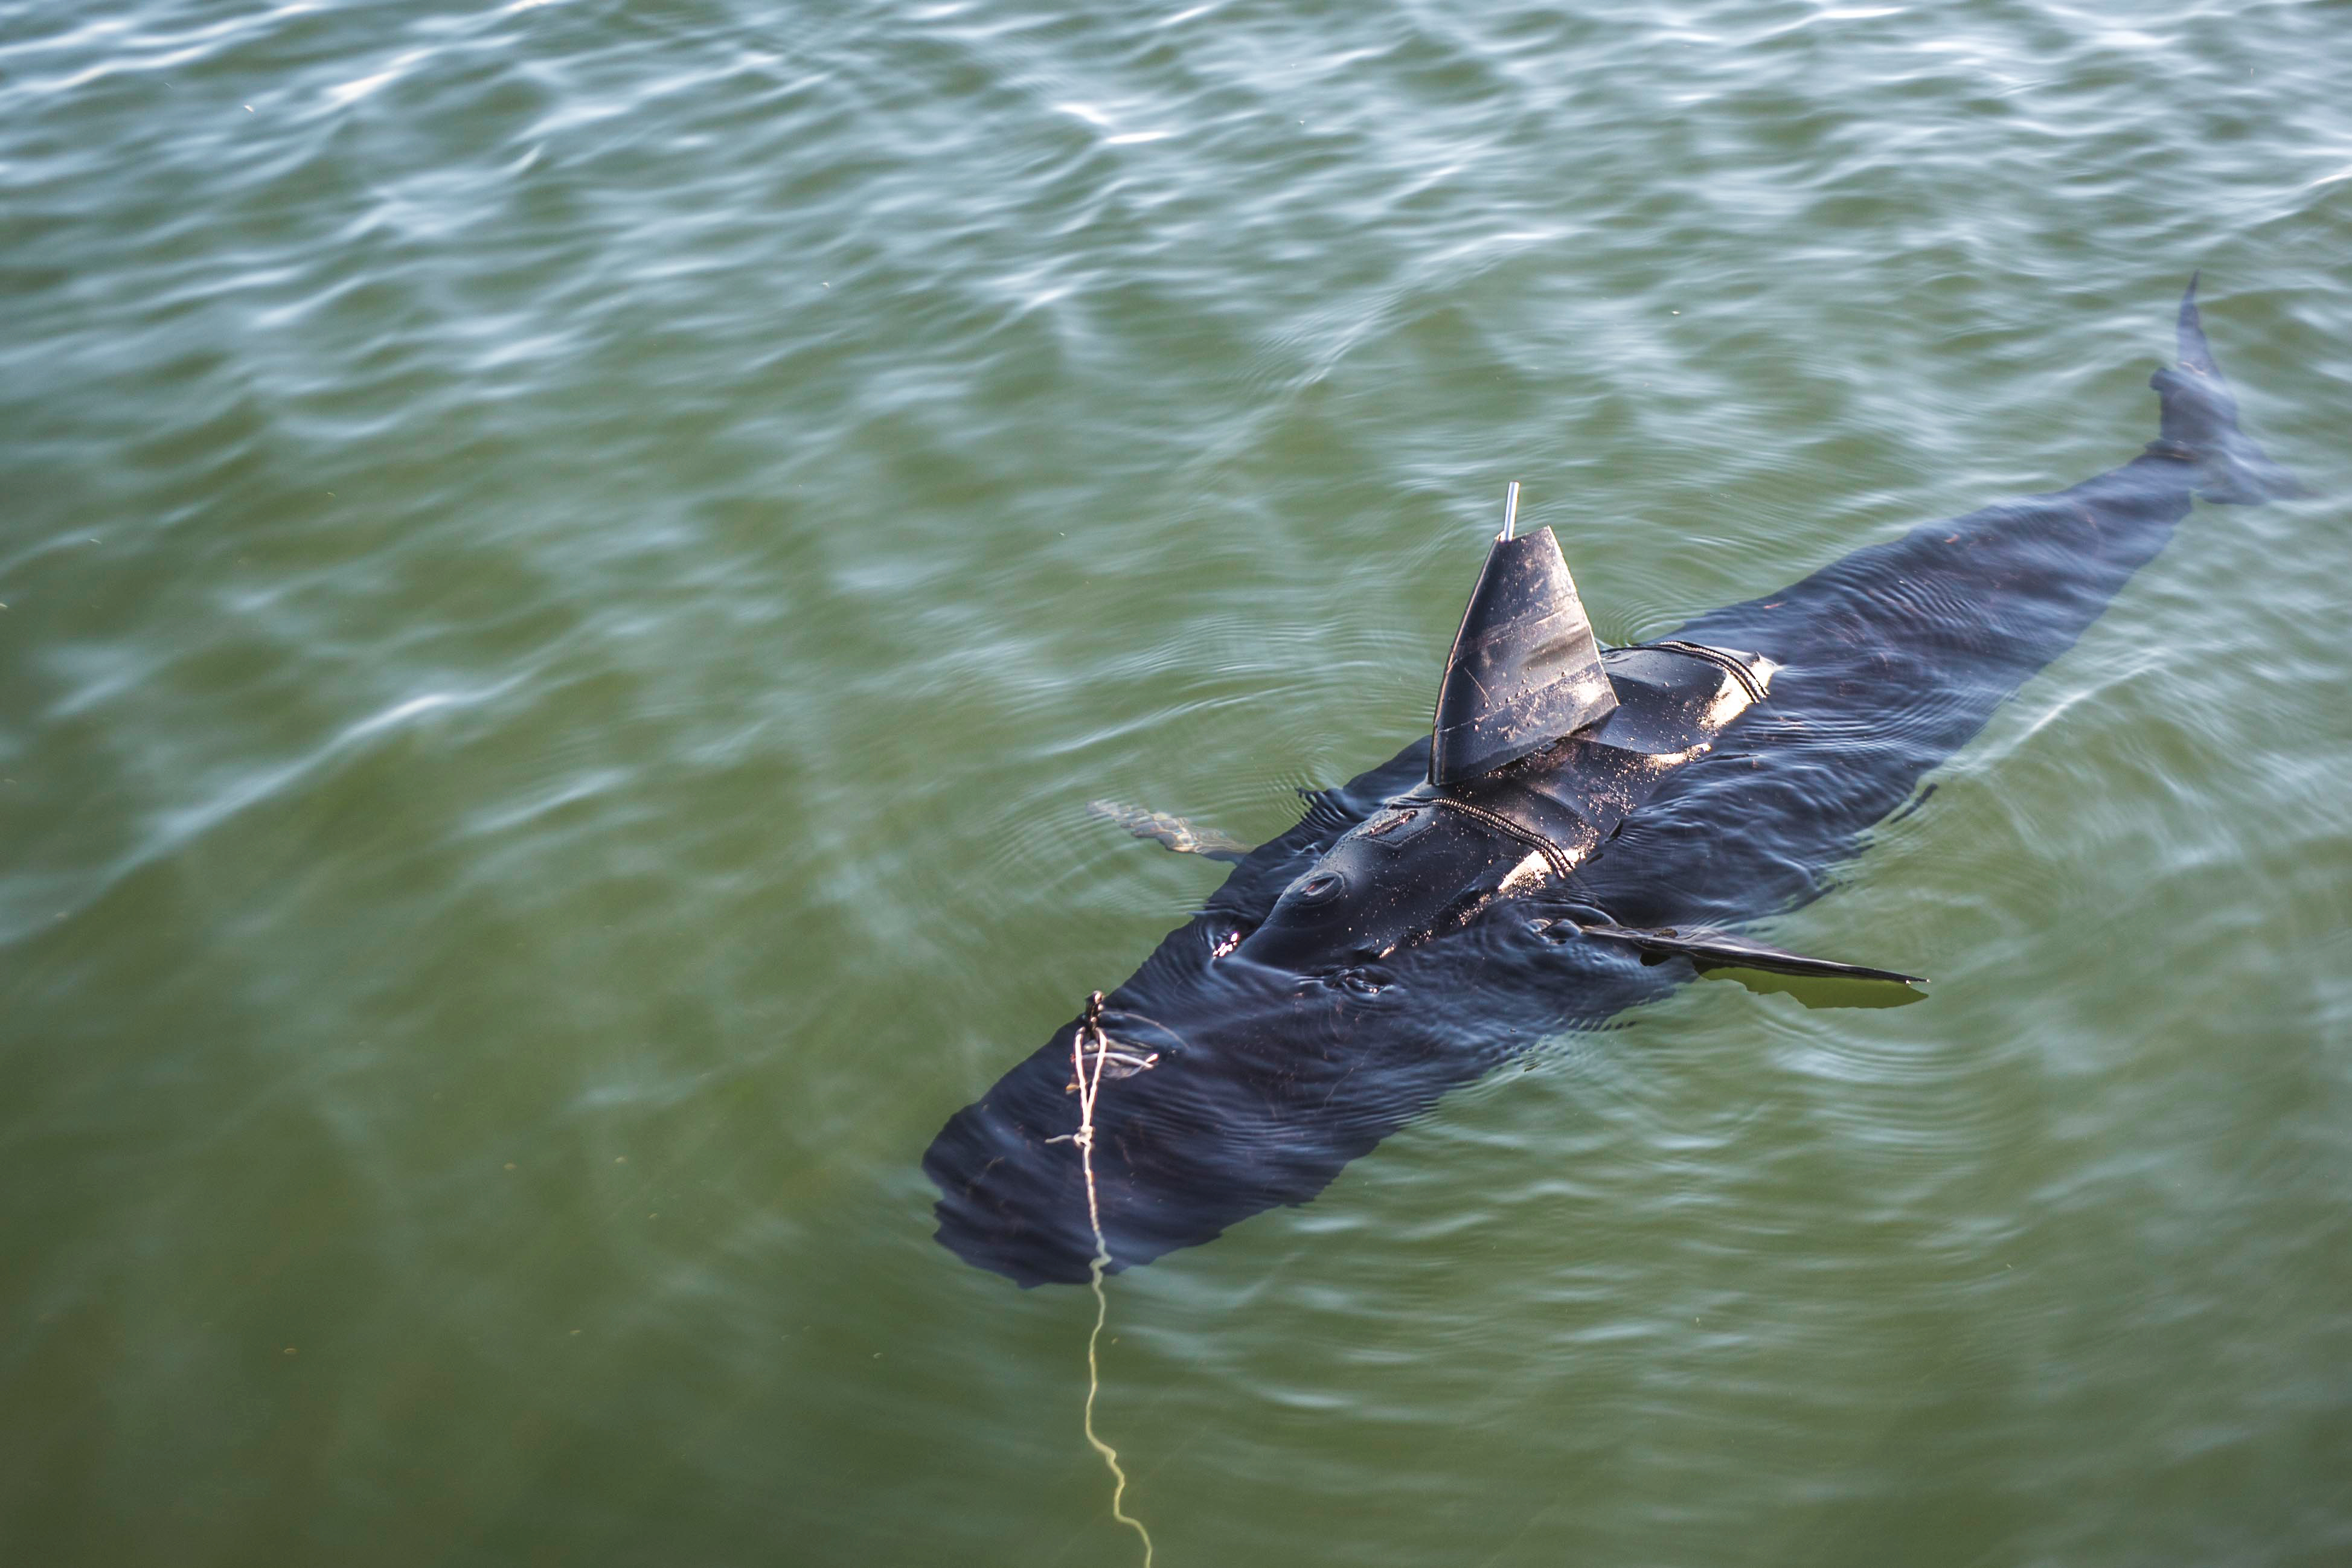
[1499,481,1520,541]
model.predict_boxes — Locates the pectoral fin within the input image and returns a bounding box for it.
[1087,800,1252,862]
[1577,921,1926,987]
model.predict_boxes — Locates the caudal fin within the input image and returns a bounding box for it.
[2149,273,2304,505]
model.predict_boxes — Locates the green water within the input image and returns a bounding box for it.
[5,0,2350,1563]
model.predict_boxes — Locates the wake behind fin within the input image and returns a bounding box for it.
[1293,786,1363,838]
[2150,273,2303,505]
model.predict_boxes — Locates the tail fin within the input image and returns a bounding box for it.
[2149,273,2303,505]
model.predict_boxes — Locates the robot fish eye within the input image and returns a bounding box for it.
[1292,871,1346,906]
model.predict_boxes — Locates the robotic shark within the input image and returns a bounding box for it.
[926,280,2298,1286]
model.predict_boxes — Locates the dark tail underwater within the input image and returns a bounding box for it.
[2153,272,2304,505]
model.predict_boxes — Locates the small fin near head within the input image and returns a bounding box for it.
[1086,800,1252,861]
[1431,516,1618,787]
[2150,273,2304,505]
[2174,270,2218,377]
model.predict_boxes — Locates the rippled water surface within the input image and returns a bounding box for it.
[7,0,2352,1563]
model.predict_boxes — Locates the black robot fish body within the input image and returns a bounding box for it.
[925,280,2299,1287]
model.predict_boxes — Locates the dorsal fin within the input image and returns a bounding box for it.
[1430,522,1617,786]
